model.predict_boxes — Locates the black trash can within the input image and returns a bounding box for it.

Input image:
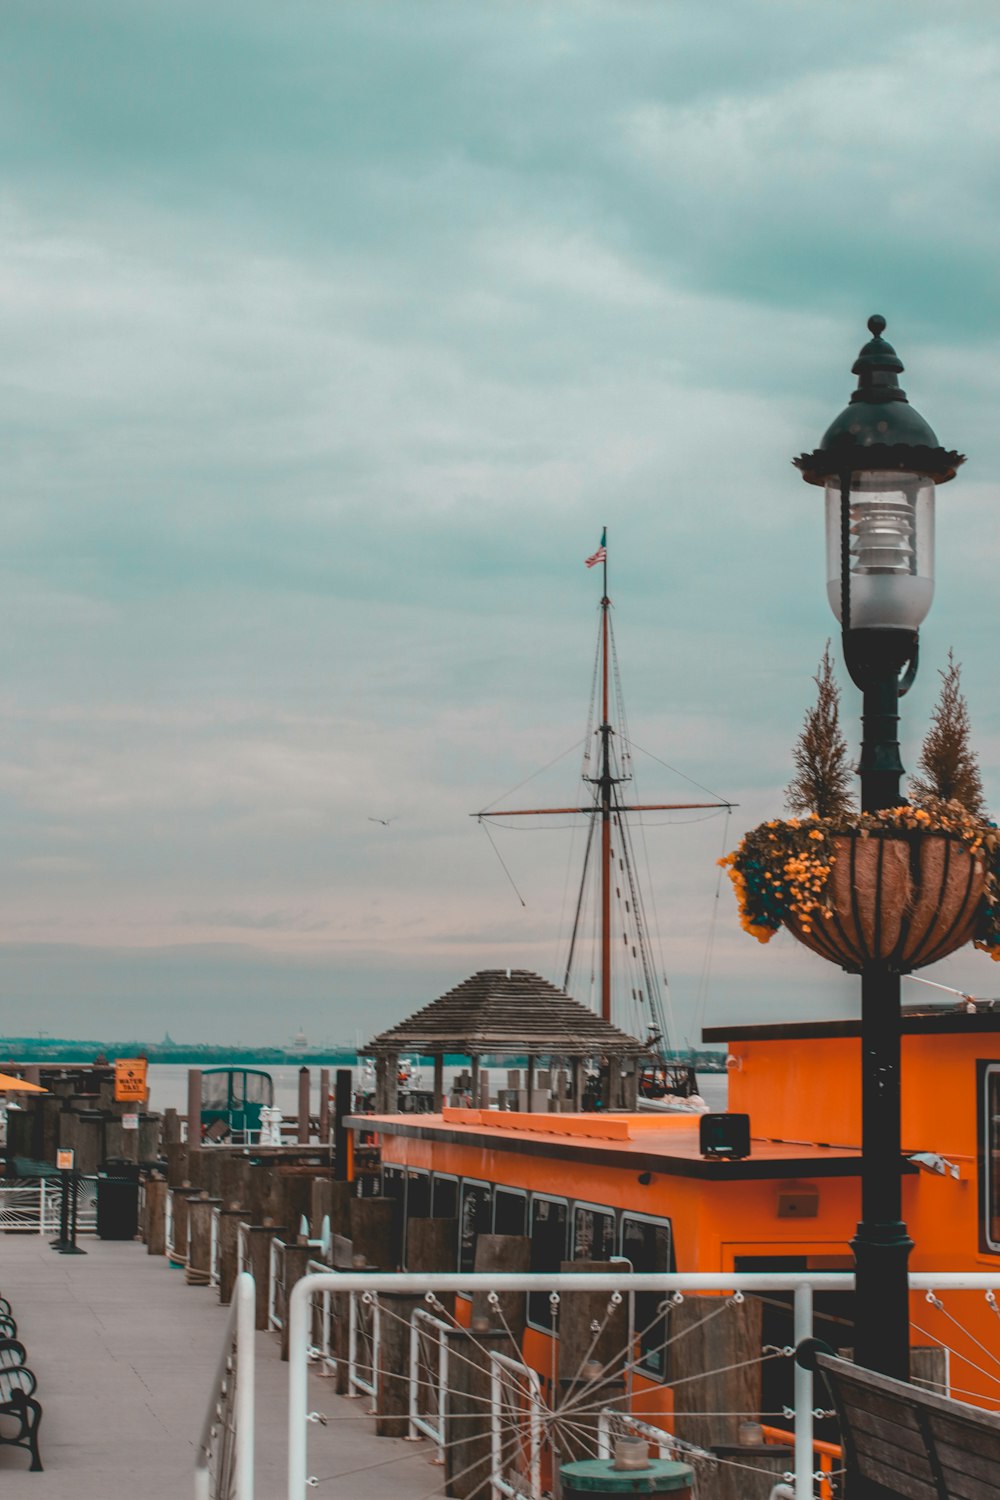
[97,1162,140,1240]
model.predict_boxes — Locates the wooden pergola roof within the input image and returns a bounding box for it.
[366,969,648,1059]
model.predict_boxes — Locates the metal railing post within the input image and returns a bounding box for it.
[794,1281,814,1500]
[288,1276,311,1500]
[235,1271,255,1500]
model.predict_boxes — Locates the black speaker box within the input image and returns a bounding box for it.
[699,1112,751,1159]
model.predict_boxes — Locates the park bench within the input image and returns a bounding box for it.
[808,1346,1000,1500]
[0,1362,43,1471]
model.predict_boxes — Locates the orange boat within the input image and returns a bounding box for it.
[355,998,1000,1430]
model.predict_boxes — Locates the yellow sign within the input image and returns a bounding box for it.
[114,1057,148,1104]
[56,1148,75,1170]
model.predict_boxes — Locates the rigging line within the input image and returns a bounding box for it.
[694,807,732,1038]
[908,1322,1000,1391]
[477,737,587,814]
[478,819,527,908]
[613,781,670,1053]
[564,808,599,991]
[555,803,584,985]
[920,1296,1000,1375]
[627,736,677,1050]
[622,735,734,808]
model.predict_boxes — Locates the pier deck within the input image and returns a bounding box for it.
[0,1232,441,1498]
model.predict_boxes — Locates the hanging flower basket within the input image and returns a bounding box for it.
[721,802,1000,975]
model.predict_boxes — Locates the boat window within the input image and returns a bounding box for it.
[431,1174,458,1220]
[245,1072,273,1106]
[201,1073,231,1111]
[573,1203,616,1261]
[460,1180,493,1275]
[494,1188,527,1237]
[406,1169,431,1221]
[985,1065,1000,1252]
[620,1214,673,1380]
[528,1196,568,1331]
[382,1166,406,1202]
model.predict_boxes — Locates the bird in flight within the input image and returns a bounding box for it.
[368,816,397,827]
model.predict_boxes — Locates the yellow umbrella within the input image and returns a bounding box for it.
[0,1072,47,1093]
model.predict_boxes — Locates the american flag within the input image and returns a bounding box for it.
[585,529,607,568]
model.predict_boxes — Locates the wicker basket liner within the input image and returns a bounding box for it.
[786,830,986,973]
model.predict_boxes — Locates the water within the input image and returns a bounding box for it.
[144,1060,728,1116]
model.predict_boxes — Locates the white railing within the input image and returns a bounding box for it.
[408,1306,451,1459]
[286,1268,1000,1500]
[489,1349,543,1500]
[306,1258,338,1376]
[210,1208,220,1291]
[237,1223,251,1277]
[0,1176,98,1234]
[267,1238,285,1333]
[347,1289,380,1400]
[194,1270,255,1500]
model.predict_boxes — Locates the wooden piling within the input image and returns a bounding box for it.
[187,1196,221,1285]
[245,1224,289,1331]
[375,1217,460,1438]
[186,1068,202,1156]
[280,1242,315,1360]
[556,1259,628,1460]
[164,1140,189,1188]
[319,1069,331,1143]
[444,1324,508,1500]
[349,1197,398,1271]
[217,1208,247,1304]
[669,1292,763,1451]
[144,1176,167,1255]
[297,1067,311,1144]
[470,1234,531,1347]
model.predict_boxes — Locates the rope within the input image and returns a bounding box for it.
[478,819,527,907]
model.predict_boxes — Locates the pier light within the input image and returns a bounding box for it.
[796,314,963,683]
[794,315,964,1384]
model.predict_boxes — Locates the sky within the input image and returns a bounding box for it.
[1,0,999,1047]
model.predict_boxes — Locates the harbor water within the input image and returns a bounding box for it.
[141,1061,728,1116]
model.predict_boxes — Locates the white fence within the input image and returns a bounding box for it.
[283,1272,1000,1500]
[0,1176,98,1234]
[194,1270,255,1500]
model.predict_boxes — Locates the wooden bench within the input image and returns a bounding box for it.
[0,1363,43,1472]
[809,1346,1000,1500]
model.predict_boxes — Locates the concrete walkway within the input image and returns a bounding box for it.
[0,1231,444,1499]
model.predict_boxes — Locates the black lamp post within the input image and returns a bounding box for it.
[795,315,965,1381]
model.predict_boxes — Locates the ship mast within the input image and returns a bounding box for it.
[597,546,614,1023]
[476,529,731,1037]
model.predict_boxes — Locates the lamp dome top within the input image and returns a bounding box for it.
[793,313,964,486]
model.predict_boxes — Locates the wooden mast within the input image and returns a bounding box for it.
[474,530,733,1042]
[599,542,613,1022]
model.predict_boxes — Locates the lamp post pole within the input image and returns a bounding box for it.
[848,624,917,1380]
[795,317,964,1380]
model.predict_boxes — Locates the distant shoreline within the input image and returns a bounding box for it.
[0,1040,728,1072]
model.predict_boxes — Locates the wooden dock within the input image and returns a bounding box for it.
[0,1231,444,1498]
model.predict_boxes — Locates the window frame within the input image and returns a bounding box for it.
[979,1062,1000,1254]
[526,1193,570,1334]
[430,1171,459,1221]
[618,1210,674,1384]
[492,1185,528,1237]
[571,1200,619,1262]
[458,1177,494,1284]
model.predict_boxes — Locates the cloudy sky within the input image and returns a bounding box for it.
[2,1,998,1046]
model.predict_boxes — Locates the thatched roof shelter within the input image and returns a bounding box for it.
[367,969,648,1112]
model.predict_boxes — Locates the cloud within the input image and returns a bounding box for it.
[0,1,996,1044]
